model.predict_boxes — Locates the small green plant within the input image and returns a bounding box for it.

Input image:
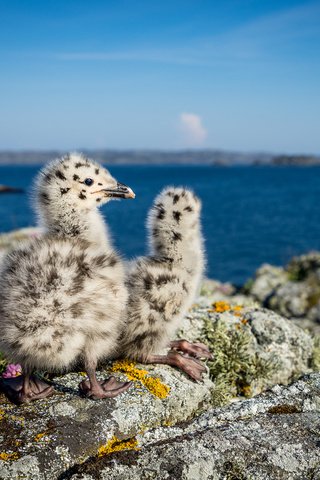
[311,336,320,372]
[201,315,277,406]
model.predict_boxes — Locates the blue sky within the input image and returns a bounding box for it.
[0,0,319,153]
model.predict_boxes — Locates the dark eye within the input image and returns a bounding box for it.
[84,178,94,186]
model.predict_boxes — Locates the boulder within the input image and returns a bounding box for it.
[248,252,320,329]
[0,363,213,479]
[71,373,320,480]
[0,299,315,479]
[179,300,313,399]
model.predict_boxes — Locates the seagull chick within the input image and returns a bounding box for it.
[0,153,135,403]
[121,187,212,381]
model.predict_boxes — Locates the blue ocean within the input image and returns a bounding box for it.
[1,165,320,285]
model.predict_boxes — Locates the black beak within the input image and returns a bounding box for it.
[100,182,135,199]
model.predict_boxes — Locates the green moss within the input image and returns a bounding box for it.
[311,336,320,371]
[241,277,254,294]
[307,289,320,309]
[201,315,278,406]
[287,270,304,282]
[287,255,320,282]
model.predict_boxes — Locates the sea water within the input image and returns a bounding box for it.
[1,165,320,285]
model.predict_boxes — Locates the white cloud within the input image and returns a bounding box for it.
[179,113,207,146]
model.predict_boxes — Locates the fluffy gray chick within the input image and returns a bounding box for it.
[121,187,212,381]
[0,153,135,403]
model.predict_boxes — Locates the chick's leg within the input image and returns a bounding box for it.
[143,351,206,381]
[79,355,131,399]
[0,370,54,404]
[170,339,213,359]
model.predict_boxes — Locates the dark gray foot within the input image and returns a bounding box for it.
[170,339,213,359]
[0,375,54,404]
[79,376,132,399]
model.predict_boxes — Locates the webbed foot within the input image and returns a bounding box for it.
[79,376,132,399]
[0,375,54,404]
[144,351,207,381]
[170,339,213,359]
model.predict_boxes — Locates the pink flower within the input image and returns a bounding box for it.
[2,364,22,378]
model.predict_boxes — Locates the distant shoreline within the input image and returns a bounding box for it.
[0,150,319,166]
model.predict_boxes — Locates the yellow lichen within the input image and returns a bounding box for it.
[0,452,19,462]
[111,360,170,399]
[233,306,243,312]
[211,302,244,315]
[143,376,170,399]
[10,415,25,425]
[34,432,47,442]
[212,301,232,312]
[0,409,5,421]
[98,436,138,457]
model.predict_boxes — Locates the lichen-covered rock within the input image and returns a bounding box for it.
[179,300,313,399]
[249,264,288,303]
[68,373,320,480]
[0,301,314,479]
[200,278,255,307]
[248,252,320,328]
[0,363,213,479]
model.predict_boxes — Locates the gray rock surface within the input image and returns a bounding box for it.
[0,364,213,479]
[66,373,320,480]
[248,252,320,330]
[0,301,314,479]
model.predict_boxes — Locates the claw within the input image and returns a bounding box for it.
[143,351,207,382]
[79,376,132,399]
[170,339,213,359]
[0,375,54,404]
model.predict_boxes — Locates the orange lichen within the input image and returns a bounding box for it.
[98,436,138,457]
[34,432,47,442]
[233,306,243,312]
[111,360,170,399]
[212,301,232,312]
[211,302,244,315]
[0,452,19,462]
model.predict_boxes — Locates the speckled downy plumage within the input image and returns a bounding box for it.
[0,153,135,403]
[121,187,212,380]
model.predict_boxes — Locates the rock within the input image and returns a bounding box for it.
[0,300,314,479]
[249,264,288,303]
[200,278,255,307]
[66,373,320,480]
[0,185,24,194]
[248,252,320,329]
[0,363,213,479]
[179,300,313,398]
